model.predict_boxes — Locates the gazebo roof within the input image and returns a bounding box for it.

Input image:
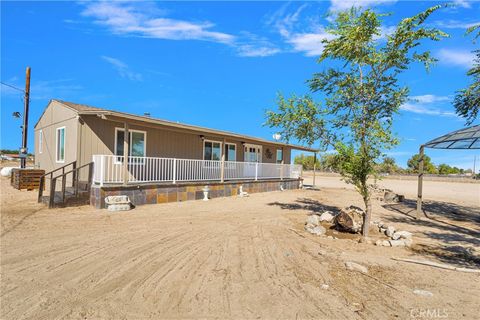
[423,125,480,149]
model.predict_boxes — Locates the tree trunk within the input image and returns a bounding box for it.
[362,195,372,237]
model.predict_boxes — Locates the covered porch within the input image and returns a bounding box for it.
[92,155,303,185]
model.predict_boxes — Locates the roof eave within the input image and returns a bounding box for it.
[77,111,319,152]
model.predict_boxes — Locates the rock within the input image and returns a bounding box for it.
[358,237,372,244]
[382,240,391,247]
[386,226,396,237]
[413,289,433,297]
[391,233,401,240]
[403,238,413,247]
[345,261,368,274]
[375,240,383,246]
[334,206,364,233]
[389,239,406,247]
[321,284,329,290]
[394,231,413,240]
[311,226,326,236]
[327,236,334,239]
[319,211,336,223]
[380,227,387,234]
[306,215,320,226]
[305,224,326,236]
[384,191,402,203]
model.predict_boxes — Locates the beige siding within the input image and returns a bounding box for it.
[35,106,293,182]
[79,116,292,166]
[34,101,78,173]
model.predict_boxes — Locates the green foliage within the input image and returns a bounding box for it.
[294,154,321,170]
[265,6,446,236]
[265,94,326,147]
[437,163,464,175]
[407,153,437,174]
[376,156,402,174]
[454,24,480,125]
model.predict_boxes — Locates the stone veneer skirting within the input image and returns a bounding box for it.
[90,178,302,209]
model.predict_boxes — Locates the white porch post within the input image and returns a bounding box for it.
[280,159,284,180]
[99,155,105,187]
[220,138,225,182]
[255,162,258,181]
[173,158,177,184]
[123,122,129,185]
[313,152,317,187]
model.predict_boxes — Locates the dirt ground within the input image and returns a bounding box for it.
[1,174,479,319]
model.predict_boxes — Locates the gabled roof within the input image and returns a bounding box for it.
[51,99,318,152]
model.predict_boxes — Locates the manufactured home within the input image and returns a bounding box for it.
[34,100,317,208]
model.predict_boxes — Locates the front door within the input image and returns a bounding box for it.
[244,144,262,178]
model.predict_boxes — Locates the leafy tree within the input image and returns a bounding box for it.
[377,156,401,174]
[294,154,321,170]
[319,153,340,172]
[454,25,480,125]
[437,163,464,175]
[265,6,447,237]
[407,153,437,174]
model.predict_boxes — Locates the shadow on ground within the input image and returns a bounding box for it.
[268,198,340,214]
[383,198,480,268]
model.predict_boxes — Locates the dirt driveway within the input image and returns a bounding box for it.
[1,176,479,319]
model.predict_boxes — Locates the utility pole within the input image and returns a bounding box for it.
[20,67,31,168]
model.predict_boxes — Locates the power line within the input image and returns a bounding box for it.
[0,81,25,93]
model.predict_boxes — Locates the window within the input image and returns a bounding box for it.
[225,143,236,161]
[203,140,221,161]
[276,149,283,164]
[115,128,146,159]
[39,130,43,154]
[56,127,65,163]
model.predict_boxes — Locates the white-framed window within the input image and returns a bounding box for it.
[114,128,147,161]
[56,127,65,163]
[38,130,43,154]
[225,143,236,161]
[276,149,283,164]
[203,140,222,161]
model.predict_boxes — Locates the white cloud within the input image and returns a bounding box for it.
[266,3,395,57]
[452,0,472,8]
[410,95,451,104]
[236,45,280,57]
[82,2,234,44]
[265,4,335,56]
[437,49,475,68]
[286,31,335,57]
[329,0,397,12]
[101,56,142,81]
[81,2,279,58]
[431,19,480,29]
[400,102,456,117]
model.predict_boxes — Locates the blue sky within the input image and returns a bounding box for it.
[1,0,479,170]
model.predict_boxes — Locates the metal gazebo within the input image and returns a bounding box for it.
[416,125,480,218]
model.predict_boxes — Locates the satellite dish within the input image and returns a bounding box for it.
[272,133,281,141]
[12,111,21,118]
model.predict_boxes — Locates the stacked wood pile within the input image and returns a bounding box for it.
[10,169,45,190]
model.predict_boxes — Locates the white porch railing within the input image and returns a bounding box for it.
[92,155,302,185]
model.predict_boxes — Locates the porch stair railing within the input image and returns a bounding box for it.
[39,162,94,208]
[38,161,76,202]
[92,155,302,185]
